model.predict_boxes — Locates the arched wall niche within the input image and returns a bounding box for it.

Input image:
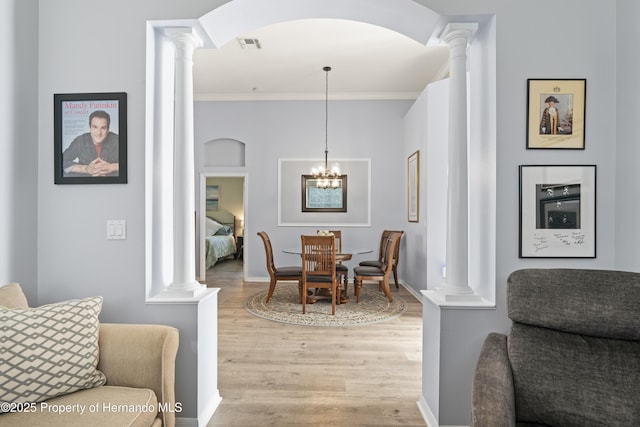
[204,138,245,167]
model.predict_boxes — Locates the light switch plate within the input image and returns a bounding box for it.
[106,220,126,240]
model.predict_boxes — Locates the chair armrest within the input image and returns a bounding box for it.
[471,332,516,427]
[98,323,179,427]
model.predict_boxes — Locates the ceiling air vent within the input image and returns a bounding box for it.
[237,38,262,49]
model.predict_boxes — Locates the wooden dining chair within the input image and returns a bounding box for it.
[358,229,404,288]
[318,230,350,295]
[301,234,340,315]
[353,232,402,303]
[257,231,303,303]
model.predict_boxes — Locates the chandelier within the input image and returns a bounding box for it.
[310,66,342,189]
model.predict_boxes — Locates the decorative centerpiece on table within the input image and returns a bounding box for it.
[317,230,334,236]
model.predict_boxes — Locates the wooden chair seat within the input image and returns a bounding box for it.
[357,260,383,268]
[274,266,303,277]
[353,265,384,276]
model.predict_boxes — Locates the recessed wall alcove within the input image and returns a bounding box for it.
[203,138,245,167]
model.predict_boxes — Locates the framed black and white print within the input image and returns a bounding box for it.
[519,165,596,258]
[54,92,127,184]
[526,79,586,149]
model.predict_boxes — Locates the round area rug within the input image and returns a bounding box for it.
[244,285,407,327]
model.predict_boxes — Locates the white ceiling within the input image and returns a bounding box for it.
[193,19,450,101]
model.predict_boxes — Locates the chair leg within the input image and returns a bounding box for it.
[298,280,303,304]
[302,281,307,314]
[354,277,362,302]
[331,283,338,315]
[266,278,277,303]
[336,274,347,304]
[393,266,399,289]
[381,279,393,303]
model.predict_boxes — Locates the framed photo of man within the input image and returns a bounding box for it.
[526,79,586,149]
[54,92,127,184]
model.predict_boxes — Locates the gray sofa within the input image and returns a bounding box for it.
[471,269,640,427]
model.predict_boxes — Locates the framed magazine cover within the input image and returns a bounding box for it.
[526,79,586,149]
[519,165,596,258]
[54,92,127,184]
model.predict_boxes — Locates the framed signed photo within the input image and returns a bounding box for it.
[519,165,596,258]
[526,79,586,149]
[54,92,127,184]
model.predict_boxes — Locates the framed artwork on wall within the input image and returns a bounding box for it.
[519,165,596,258]
[54,92,127,184]
[526,79,586,149]
[206,185,220,211]
[301,175,347,213]
[408,150,419,222]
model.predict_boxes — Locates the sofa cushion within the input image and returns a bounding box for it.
[0,385,159,427]
[0,296,107,406]
[508,323,640,426]
[0,283,29,309]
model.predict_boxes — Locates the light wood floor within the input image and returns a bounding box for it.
[206,258,425,426]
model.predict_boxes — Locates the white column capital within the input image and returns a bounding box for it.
[164,27,203,49]
[440,22,478,46]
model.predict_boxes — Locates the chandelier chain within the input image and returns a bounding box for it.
[311,65,341,189]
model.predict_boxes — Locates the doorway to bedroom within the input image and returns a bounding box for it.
[199,174,246,283]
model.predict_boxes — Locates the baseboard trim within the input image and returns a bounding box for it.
[400,280,424,303]
[417,395,438,427]
[175,393,222,427]
[199,393,222,426]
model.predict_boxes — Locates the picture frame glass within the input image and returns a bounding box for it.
[527,79,586,149]
[54,92,127,184]
[206,185,220,211]
[519,165,596,258]
[301,175,347,212]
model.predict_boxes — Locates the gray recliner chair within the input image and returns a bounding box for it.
[471,269,640,427]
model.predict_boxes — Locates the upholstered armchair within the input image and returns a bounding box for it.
[471,269,640,427]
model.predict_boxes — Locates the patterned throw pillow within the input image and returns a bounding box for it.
[0,296,106,406]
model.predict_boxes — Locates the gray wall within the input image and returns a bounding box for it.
[2,0,638,424]
[615,0,640,270]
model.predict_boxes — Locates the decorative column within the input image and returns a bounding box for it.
[165,28,206,297]
[440,23,478,299]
